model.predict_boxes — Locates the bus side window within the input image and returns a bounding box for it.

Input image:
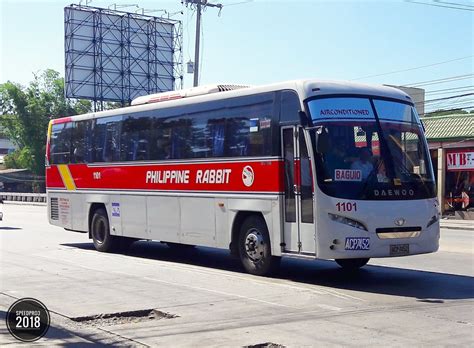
[225,117,249,156]
[71,121,88,163]
[224,103,273,157]
[92,116,122,162]
[120,113,151,161]
[209,118,225,157]
[190,116,211,158]
[50,122,72,164]
[104,117,122,162]
[280,90,300,124]
[169,118,192,160]
[150,118,171,160]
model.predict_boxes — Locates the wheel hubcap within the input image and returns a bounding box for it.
[245,229,265,262]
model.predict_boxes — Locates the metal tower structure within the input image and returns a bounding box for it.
[64,4,183,110]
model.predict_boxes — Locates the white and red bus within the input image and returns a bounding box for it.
[46,80,440,275]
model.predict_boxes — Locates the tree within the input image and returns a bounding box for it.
[0,69,91,175]
[424,108,470,117]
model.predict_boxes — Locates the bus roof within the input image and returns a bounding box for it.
[52,79,412,124]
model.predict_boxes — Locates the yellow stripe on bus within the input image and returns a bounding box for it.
[58,164,76,191]
[47,121,53,139]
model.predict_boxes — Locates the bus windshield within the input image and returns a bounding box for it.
[307,97,436,200]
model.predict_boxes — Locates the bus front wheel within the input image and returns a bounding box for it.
[335,258,370,270]
[91,208,119,252]
[238,215,279,276]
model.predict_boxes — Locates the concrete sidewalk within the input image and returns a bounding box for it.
[440,218,474,231]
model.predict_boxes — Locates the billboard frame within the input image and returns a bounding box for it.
[64,4,183,109]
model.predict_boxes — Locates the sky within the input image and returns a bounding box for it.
[0,0,473,113]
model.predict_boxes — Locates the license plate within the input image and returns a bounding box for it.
[345,237,370,251]
[390,244,409,256]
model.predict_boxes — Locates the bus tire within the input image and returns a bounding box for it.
[238,215,279,276]
[91,208,118,252]
[335,258,370,270]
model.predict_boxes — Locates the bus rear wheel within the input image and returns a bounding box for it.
[238,215,279,276]
[91,208,119,252]
[335,258,370,270]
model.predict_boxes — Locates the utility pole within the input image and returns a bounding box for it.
[183,0,222,87]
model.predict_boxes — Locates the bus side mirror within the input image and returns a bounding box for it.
[314,126,330,154]
[298,110,310,127]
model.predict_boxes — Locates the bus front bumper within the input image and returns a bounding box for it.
[315,199,440,260]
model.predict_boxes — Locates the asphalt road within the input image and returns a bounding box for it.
[1,204,473,347]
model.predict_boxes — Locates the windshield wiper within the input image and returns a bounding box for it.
[369,99,397,180]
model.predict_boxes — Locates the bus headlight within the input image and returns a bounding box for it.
[328,213,367,231]
[426,214,439,228]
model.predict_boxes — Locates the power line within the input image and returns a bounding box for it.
[403,86,474,100]
[402,74,474,87]
[423,95,474,110]
[222,0,253,6]
[438,99,474,107]
[414,92,474,105]
[427,89,474,97]
[351,55,473,81]
[426,100,474,111]
[405,0,474,11]
[199,13,204,85]
[425,96,474,105]
[185,6,195,61]
[426,85,474,94]
[184,0,223,87]
[435,1,474,9]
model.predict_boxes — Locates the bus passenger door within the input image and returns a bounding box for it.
[282,126,316,254]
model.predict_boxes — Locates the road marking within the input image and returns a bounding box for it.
[141,276,297,309]
[316,304,343,311]
[46,248,366,303]
[33,254,303,310]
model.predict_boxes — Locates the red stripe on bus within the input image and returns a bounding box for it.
[47,160,285,192]
[52,117,72,124]
[149,94,182,103]
[294,158,301,188]
[46,166,66,188]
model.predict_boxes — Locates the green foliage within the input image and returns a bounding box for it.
[424,108,470,117]
[104,101,128,110]
[0,69,92,175]
[3,147,33,170]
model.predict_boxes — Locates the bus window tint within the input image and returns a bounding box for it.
[50,122,72,164]
[169,118,192,159]
[189,116,212,158]
[209,118,225,157]
[280,90,300,123]
[225,117,250,156]
[50,93,276,164]
[145,98,274,160]
[92,116,122,162]
[225,103,273,157]
[122,114,152,161]
[150,118,172,160]
[71,121,89,163]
